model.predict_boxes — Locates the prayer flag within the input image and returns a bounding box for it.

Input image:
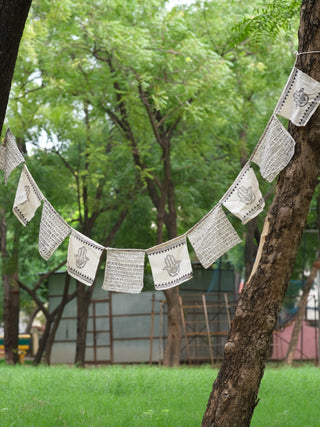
[102,248,145,294]
[67,229,104,286]
[222,164,265,224]
[13,165,44,226]
[275,67,320,126]
[39,200,71,260]
[1,128,25,184]
[146,235,192,290]
[251,115,296,182]
[0,145,5,171]
[187,205,241,269]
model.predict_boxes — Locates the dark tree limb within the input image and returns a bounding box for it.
[0,0,32,134]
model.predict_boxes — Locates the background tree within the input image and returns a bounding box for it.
[2,0,307,372]
[18,0,242,366]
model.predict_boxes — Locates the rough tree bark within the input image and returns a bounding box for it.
[202,1,320,425]
[285,256,320,366]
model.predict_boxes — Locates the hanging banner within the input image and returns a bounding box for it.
[39,200,71,260]
[12,165,44,226]
[67,229,104,287]
[0,145,5,171]
[102,248,145,293]
[187,204,241,269]
[1,128,25,184]
[146,235,192,290]
[222,164,265,224]
[275,67,320,126]
[251,115,296,182]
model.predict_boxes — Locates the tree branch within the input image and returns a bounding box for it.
[138,82,165,149]
[33,259,67,293]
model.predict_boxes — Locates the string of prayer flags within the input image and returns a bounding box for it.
[275,67,320,126]
[13,165,44,226]
[102,248,145,293]
[146,235,192,290]
[0,128,25,184]
[222,164,265,225]
[67,229,104,287]
[251,115,296,182]
[187,204,242,269]
[39,200,71,260]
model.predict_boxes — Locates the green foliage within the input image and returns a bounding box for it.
[232,0,301,48]
[1,0,305,288]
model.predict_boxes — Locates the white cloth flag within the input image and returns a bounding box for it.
[102,248,145,294]
[222,164,265,225]
[39,200,71,260]
[251,115,296,182]
[1,128,25,184]
[275,67,320,126]
[67,229,104,286]
[13,165,44,226]
[146,235,192,290]
[0,145,5,171]
[187,205,241,269]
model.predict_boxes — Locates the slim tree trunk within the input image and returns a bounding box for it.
[33,316,54,365]
[202,2,320,424]
[1,210,20,364]
[162,174,183,367]
[285,256,320,365]
[74,283,94,367]
[25,306,41,334]
[6,272,20,365]
[163,287,182,366]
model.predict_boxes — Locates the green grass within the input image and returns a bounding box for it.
[251,366,320,427]
[0,364,319,426]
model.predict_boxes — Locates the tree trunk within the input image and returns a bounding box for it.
[163,287,182,366]
[25,306,41,334]
[202,2,320,425]
[5,273,20,364]
[74,283,94,367]
[285,256,320,366]
[0,0,32,134]
[33,316,54,365]
[1,210,20,364]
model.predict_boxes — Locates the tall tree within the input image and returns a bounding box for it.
[202,0,320,425]
[21,0,240,366]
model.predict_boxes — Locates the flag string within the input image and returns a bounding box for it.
[2,58,320,292]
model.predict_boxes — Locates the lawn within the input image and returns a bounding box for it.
[0,364,319,426]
